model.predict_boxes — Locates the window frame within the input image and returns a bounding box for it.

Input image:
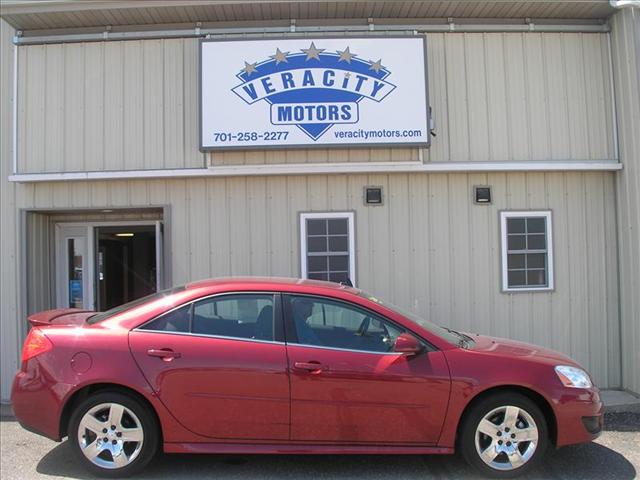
[299,211,356,286]
[282,293,435,355]
[135,291,285,344]
[500,210,554,293]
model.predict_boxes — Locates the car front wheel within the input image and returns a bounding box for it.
[459,392,549,478]
[68,391,159,477]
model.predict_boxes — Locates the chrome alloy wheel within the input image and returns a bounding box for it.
[77,402,144,470]
[474,405,539,471]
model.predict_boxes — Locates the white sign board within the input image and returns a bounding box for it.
[200,36,430,150]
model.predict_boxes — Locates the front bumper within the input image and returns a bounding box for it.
[555,387,603,447]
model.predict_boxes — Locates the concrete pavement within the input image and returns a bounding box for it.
[1,412,638,480]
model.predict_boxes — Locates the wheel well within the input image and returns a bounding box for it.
[456,385,557,446]
[59,383,162,440]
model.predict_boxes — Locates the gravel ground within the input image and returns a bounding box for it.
[1,413,638,480]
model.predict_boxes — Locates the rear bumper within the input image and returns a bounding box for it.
[555,388,603,447]
[11,368,73,442]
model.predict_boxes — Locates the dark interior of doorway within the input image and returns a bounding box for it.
[96,225,156,311]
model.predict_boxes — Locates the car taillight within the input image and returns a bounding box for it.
[22,328,53,362]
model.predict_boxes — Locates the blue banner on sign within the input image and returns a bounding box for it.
[230,43,396,140]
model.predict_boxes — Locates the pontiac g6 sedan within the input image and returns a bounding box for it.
[12,278,602,478]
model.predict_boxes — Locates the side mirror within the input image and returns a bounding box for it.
[393,333,423,355]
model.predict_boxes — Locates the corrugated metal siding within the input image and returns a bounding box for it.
[25,212,54,316]
[1,1,617,31]
[0,19,20,403]
[17,32,615,172]
[7,171,620,393]
[611,7,640,395]
[17,37,205,172]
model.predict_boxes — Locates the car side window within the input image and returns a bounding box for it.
[192,294,274,341]
[140,304,190,333]
[287,295,403,353]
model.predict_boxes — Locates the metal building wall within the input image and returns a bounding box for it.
[610,7,640,394]
[16,32,616,172]
[0,19,20,403]
[0,21,628,402]
[5,171,620,397]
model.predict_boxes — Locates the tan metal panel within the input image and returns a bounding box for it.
[582,34,612,160]
[143,40,164,169]
[523,34,551,161]
[566,174,591,369]
[603,172,621,388]
[25,44,46,172]
[16,32,614,171]
[0,19,21,403]
[562,34,590,160]
[187,178,210,280]
[104,42,125,170]
[84,42,105,171]
[544,34,571,160]
[583,172,608,385]
[63,43,86,171]
[611,7,640,394]
[3,169,624,392]
[504,36,530,160]
[44,43,64,172]
[464,34,490,162]
[483,34,510,162]
[444,34,470,162]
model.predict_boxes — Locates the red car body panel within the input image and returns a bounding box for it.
[286,345,450,444]
[129,331,290,440]
[11,277,602,456]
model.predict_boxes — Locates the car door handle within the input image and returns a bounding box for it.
[293,361,326,373]
[147,348,181,361]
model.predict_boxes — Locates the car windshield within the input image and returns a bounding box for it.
[87,286,186,325]
[355,289,473,347]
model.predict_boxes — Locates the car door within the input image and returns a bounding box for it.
[129,292,290,440]
[284,294,451,444]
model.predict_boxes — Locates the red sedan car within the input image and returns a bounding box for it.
[12,277,602,478]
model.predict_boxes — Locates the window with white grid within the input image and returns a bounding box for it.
[500,211,554,292]
[300,212,355,285]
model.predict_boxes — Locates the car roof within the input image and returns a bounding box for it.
[185,276,357,294]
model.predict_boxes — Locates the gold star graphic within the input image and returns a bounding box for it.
[301,42,325,61]
[270,48,289,65]
[368,59,384,73]
[337,47,356,63]
[243,61,258,76]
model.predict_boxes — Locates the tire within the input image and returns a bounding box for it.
[68,391,159,478]
[459,392,549,478]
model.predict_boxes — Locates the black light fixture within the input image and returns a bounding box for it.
[474,186,492,204]
[364,186,383,205]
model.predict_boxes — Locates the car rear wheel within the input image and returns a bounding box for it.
[68,391,159,477]
[459,392,549,478]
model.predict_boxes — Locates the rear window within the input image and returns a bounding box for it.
[87,286,186,325]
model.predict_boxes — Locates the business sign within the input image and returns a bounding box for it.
[200,36,430,150]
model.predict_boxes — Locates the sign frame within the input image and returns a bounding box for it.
[199,35,431,152]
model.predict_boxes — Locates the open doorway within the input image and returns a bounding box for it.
[96,225,157,311]
[55,221,163,312]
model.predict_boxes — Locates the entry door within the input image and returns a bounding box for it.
[129,293,290,440]
[55,225,94,310]
[284,294,451,444]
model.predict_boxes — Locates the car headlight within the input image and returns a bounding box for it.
[554,365,593,388]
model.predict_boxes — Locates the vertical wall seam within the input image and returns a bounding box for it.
[12,41,18,174]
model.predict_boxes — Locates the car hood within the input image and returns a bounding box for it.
[465,333,579,366]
